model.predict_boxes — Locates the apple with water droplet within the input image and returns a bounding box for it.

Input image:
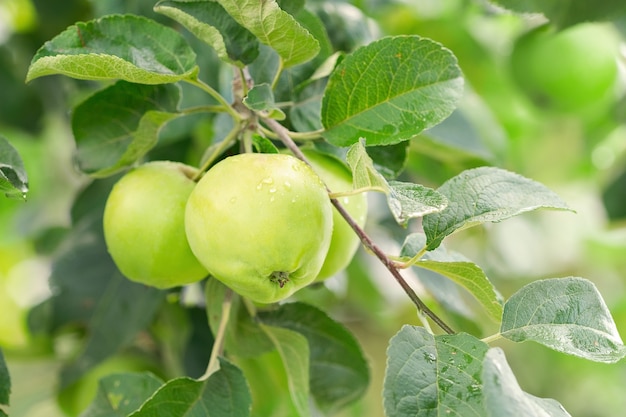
[185,153,333,304]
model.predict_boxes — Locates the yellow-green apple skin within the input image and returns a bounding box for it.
[103,161,207,288]
[185,153,333,304]
[301,149,367,281]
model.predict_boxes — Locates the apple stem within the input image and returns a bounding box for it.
[200,287,233,380]
[261,117,455,335]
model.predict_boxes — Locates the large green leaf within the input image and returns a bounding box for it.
[491,0,626,28]
[321,36,463,147]
[26,14,198,84]
[154,0,259,67]
[422,166,572,250]
[72,81,181,177]
[129,358,251,417]
[500,277,626,363]
[482,348,571,416]
[260,324,311,417]
[81,372,164,417]
[384,326,488,417]
[259,302,369,414]
[216,0,320,67]
[401,233,503,322]
[0,136,28,199]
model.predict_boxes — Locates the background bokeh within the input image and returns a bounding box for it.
[1,0,626,416]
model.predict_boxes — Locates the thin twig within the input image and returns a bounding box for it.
[200,288,233,380]
[262,117,455,335]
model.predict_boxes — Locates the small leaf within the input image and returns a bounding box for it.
[321,35,463,147]
[129,358,251,417]
[217,0,320,68]
[483,348,572,417]
[72,81,181,177]
[251,134,279,154]
[260,324,311,417]
[0,136,28,199]
[155,0,259,67]
[388,181,448,226]
[81,372,164,417]
[0,350,9,409]
[26,15,198,84]
[259,302,369,414]
[243,84,276,112]
[422,166,572,250]
[401,233,504,322]
[501,277,626,363]
[384,326,488,417]
[345,141,389,193]
[491,0,626,28]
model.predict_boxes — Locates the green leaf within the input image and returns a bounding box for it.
[422,166,572,250]
[345,141,389,193]
[491,0,626,28]
[243,83,278,113]
[500,277,626,363]
[384,326,488,417]
[0,350,9,409]
[216,0,320,68]
[154,0,259,67]
[129,358,251,417]
[205,278,274,358]
[81,372,164,417]
[321,36,463,147]
[259,302,369,414]
[60,271,166,388]
[367,142,409,180]
[251,134,279,154]
[260,324,311,417]
[0,136,28,199]
[72,81,181,177]
[401,233,503,322]
[26,14,198,84]
[388,181,448,226]
[482,348,571,417]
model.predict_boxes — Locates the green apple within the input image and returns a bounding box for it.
[103,161,207,289]
[185,153,333,304]
[510,22,620,113]
[301,149,367,281]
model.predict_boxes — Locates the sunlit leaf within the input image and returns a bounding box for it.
[0,136,28,199]
[216,0,320,67]
[26,15,198,84]
[345,141,389,193]
[155,0,259,67]
[501,277,626,363]
[422,166,572,250]
[384,326,488,417]
[482,348,572,417]
[321,36,463,146]
[72,81,181,177]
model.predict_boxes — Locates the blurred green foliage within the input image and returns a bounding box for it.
[1,0,625,416]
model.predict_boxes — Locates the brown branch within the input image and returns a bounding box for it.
[262,117,454,335]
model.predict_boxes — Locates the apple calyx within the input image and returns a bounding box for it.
[270,271,290,288]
